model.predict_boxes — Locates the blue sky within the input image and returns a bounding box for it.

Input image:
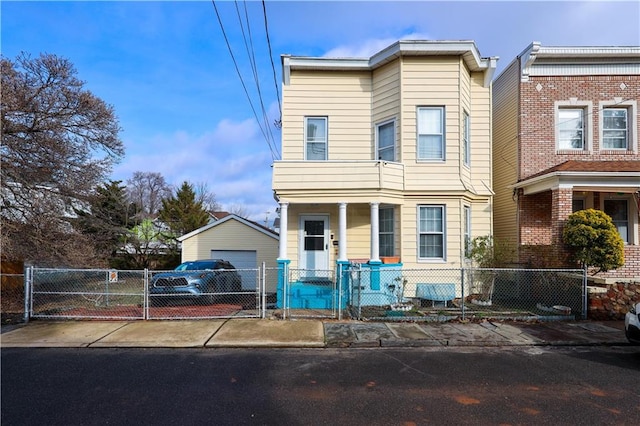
[3,1,639,223]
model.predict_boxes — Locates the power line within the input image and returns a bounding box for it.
[210,0,277,161]
[262,0,282,128]
[235,0,280,159]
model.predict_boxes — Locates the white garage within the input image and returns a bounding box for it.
[178,213,279,292]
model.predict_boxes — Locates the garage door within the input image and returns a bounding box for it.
[210,250,257,290]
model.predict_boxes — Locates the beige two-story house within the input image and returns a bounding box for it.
[272,40,498,294]
[493,42,640,281]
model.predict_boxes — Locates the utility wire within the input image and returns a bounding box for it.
[262,0,282,128]
[210,0,277,161]
[236,0,280,159]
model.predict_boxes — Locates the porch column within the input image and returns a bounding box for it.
[278,202,289,260]
[551,186,573,266]
[370,202,380,262]
[338,202,348,262]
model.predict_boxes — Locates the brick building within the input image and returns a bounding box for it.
[492,42,640,280]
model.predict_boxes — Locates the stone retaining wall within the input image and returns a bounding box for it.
[588,281,640,320]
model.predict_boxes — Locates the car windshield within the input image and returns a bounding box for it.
[175,261,215,271]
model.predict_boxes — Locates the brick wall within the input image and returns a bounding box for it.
[515,74,640,278]
[519,75,640,180]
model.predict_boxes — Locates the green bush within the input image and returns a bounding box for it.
[562,209,624,273]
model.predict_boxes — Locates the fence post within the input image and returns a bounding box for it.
[261,262,266,319]
[582,266,588,320]
[144,268,149,320]
[23,265,32,323]
[460,267,466,321]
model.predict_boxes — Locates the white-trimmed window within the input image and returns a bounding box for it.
[379,207,395,257]
[463,205,471,258]
[305,117,327,160]
[604,199,629,243]
[376,120,396,161]
[599,100,637,152]
[463,111,470,166]
[602,108,628,149]
[417,107,445,160]
[555,100,593,152]
[418,205,445,260]
[558,108,585,150]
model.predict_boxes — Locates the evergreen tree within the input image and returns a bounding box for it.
[562,209,624,273]
[74,180,137,264]
[158,182,210,237]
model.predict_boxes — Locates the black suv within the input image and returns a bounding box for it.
[150,259,242,304]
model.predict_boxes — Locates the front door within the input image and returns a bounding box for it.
[299,215,330,273]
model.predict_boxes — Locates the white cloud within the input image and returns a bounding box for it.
[112,116,277,222]
[322,32,432,58]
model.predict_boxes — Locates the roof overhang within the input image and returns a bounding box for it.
[519,41,640,81]
[512,171,640,195]
[282,40,499,87]
[178,214,279,242]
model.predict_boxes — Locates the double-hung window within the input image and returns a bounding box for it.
[463,111,470,166]
[417,107,445,160]
[602,108,628,149]
[558,108,585,150]
[604,199,629,243]
[379,207,395,257]
[305,117,327,160]
[376,120,395,161]
[418,205,445,260]
[463,205,471,258]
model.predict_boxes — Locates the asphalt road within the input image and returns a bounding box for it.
[2,346,639,425]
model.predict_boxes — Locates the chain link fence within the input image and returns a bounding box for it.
[23,265,586,322]
[282,268,341,319]
[347,266,586,322]
[28,268,146,320]
[146,267,262,319]
[26,266,266,320]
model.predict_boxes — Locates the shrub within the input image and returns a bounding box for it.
[562,209,624,273]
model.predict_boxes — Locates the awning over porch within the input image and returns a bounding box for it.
[512,160,640,195]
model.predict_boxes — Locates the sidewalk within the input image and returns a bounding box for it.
[0,318,629,348]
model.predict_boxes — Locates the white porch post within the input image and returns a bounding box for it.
[370,202,380,262]
[338,202,348,261]
[278,202,289,260]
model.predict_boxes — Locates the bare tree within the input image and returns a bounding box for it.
[125,171,172,220]
[226,204,249,218]
[1,52,123,265]
[193,181,220,212]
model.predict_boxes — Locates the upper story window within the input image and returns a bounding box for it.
[555,100,593,152]
[305,117,327,160]
[417,107,445,160]
[379,207,395,257]
[558,109,585,150]
[418,205,445,260]
[376,120,396,161]
[602,108,628,149]
[599,100,637,152]
[463,111,470,166]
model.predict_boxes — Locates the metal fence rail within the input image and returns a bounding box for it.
[24,265,586,322]
[27,266,265,320]
[146,268,262,320]
[283,268,340,319]
[28,268,146,320]
[348,266,586,322]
